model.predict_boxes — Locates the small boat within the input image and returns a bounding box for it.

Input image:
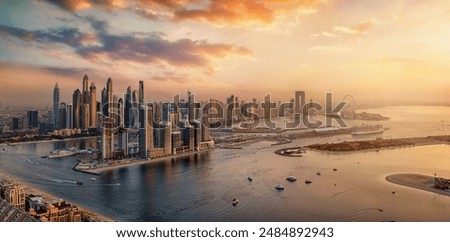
[90,177,97,182]
[247,176,253,181]
[316,172,321,176]
[232,198,239,206]
[305,180,312,184]
[41,155,48,158]
[333,168,337,171]
[286,176,297,182]
[1,148,5,153]
[76,181,84,185]
[275,184,284,190]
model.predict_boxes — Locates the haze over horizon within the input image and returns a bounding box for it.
[0,0,449,108]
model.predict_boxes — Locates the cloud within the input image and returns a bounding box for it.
[0,19,252,71]
[41,0,325,25]
[310,31,336,39]
[333,20,374,34]
[309,45,347,52]
[40,0,126,11]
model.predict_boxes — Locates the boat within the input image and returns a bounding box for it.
[275,184,284,190]
[41,155,48,158]
[316,172,321,176]
[48,150,75,159]
[305,180,312,184]
[351,124,384,135]
[90,177,97,182]
[76,181,84,185]
[247,176,253,181]
[232,198,239,206]
[1,148,5,153]
[286,176,297,182]
[333,168,337,171]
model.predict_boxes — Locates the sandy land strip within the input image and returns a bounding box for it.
[0,136,96,146]
[386,173,450,197]
[84,148,214,174]
[0,170,116,221]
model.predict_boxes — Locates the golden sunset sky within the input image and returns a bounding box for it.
[0,0,449,108]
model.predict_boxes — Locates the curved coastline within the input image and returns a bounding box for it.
[386,174,450,197]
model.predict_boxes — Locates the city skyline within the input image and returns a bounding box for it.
[1,0,450,108]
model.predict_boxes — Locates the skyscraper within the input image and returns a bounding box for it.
[295,91,306,115]
[101,117,114,159]
[124,86,132,128]
[89,82,97,128]
[72,89,82,129]
[101,87,107,116]
[53,83,60,129]
[131,90,138,128]
[139,103,154,158]
[80,75,90,130]
[138,81,154,158]
[107,78,113,118]
[27,110,38,129]
[59,103,67,129]
[66,103,73,129]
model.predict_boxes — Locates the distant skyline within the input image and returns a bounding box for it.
[1,0,450,108]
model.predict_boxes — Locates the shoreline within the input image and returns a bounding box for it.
[386,173,450,197]
[0,136,97,146]
[0,170,116,222]
[78,148,214,174]
[305,135,450,153]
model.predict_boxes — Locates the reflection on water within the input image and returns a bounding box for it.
[0,106,450,221]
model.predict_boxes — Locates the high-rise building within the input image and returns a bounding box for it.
[188,90,195,123]
[66,103,73,129]
[81,103,90,130]
[201,114,211,141]
[59,103,67,129]
[138,81,147,157]
[118,98,124,128]
[139,103,154,158]
[53,83,60,129]
[118,128,128,157]
[89,81,97,128]
[107,78,113,118]
[226,95,237,127]
[295,90,306,115]
[131,90,138,128]
[124,86,132,128]
[101,87,107,116]
[11,117,21,130]
[82,74,89,104]
[72,89,82,129]
[154,122,172,155]
[27,110,38,129]
[101,117,114,159]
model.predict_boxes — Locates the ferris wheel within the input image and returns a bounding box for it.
[341,94,356,119]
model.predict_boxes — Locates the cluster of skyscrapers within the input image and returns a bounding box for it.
[53,75,214,161]
[52,75,97,131]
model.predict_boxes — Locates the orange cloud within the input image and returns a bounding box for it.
[333,20,374,34]
[41,0,125,11]
[42,0,325,25]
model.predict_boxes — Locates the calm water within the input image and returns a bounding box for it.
[1,105,450,222]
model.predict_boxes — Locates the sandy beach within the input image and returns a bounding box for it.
[0,170,116,222]
[386,173,450,197]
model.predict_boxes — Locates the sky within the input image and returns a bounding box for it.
[0,0,450,108]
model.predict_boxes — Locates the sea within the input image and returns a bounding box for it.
[1,105,450,222]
